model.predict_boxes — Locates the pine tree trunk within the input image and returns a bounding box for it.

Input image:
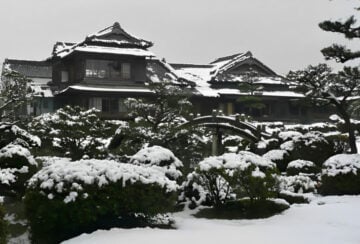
[344,115,357,154]
[335,104,357,153]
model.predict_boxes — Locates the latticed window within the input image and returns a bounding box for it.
[85,59,131,80]
[89,97,127,113]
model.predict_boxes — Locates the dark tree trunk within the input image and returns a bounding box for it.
[343,115,357,154]
[335,103,358,153]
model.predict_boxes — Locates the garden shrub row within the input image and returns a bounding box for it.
[24,157,179,243]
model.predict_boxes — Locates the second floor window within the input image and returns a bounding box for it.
[85,59,131,80]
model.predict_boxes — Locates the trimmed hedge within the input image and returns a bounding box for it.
[286,160,318,176]
[319,154,360,195]
[24,158,178,244]
[0,144,37,197]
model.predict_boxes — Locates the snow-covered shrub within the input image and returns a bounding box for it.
[278,175,317,193]
[262,149,290,172]
[0,123,41,150]
[251,138,280,155]
[279,131,336,168]
[129,146,183,180]
[179,172,213,209]
[319,154,360,195]
[189,152,278,207]
[285,122,337,134]
[28,106,115,160]
[223,135,251,153]
[24,158,178,243]
[286,160,318,176]
[0,144,37,197]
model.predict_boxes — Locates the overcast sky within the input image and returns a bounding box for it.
[0,0,358,75]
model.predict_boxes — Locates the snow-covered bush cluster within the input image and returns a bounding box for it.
[129,146,183,180]
[319,154,360,195]
[286,159,318,176]
[25,156,179,243]
[253,123,346,172]
[28,106,115,160]
[0,123,40,149]
[0,144,37,195]
[181,151,278,208]
[0,123,39,198]
[278,175,317,194]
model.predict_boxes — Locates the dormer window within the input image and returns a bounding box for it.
[85,59,131,80]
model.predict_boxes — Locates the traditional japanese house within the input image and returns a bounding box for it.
[2,22,333,122]
[171,51,332,122]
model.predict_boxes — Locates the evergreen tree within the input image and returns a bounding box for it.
[0,68,33,121]
[319,8,360,63]
[288,64,360,153]
[29,106,114,160]
[287,2,360,153]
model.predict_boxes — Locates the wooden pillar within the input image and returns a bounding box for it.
[212,131,218,156]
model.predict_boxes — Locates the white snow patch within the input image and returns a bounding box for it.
[63,196,360,244]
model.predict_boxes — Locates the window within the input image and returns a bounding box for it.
[89,97,102,111]
[118,99,127,112]
[85,59,131,80]
[89,98,128,113]
[61,71,69,82]
[121,63,131,80]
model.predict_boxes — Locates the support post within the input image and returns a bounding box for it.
[212,130,218,156]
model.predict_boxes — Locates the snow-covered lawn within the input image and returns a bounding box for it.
[63,195,360,244]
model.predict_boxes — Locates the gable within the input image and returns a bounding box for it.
[86,22,153,49]
[226,60,276,77]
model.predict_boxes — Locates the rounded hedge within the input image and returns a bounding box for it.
[319,154,360,195]
[279,131,335,167]
[262,149,290,172]
[24,158,178,244]
[0,144,37,197]
[129,145,183,181]
[286,160,318,176]
[278,175,317,194]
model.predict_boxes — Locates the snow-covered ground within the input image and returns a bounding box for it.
[63,195,360,244]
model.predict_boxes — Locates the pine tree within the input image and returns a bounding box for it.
[288,2,360,153]
[29,106,113,160]
[288,64,360,153]
[319,10,360,63]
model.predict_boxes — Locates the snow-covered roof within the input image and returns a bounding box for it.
[56,45,155,59]
[53,22,154,59]
[217,89,304,98]
[170,52,300,98]
[87,22,153,48]
[57,84,154,95]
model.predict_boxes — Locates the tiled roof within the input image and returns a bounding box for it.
[4,59,52,78]
[53,22,153,58]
